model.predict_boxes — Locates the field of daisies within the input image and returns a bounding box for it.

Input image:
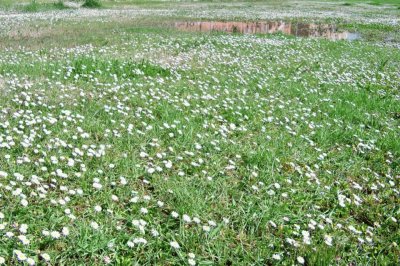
[0,0,399,265]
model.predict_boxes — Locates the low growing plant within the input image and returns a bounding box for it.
[82,0,102,8]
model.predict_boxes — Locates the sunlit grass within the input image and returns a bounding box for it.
[0,1,398,265]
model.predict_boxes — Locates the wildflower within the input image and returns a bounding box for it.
[104,256,111,264]
[297,256,305,264]
[62,227,70,236]
[18,235,30,245]
[51,231,61,239]
[348,225,361,234]
[208,220,216,227]
[165,161,173,168]
[90,222,99,230]
[93,182,102,189]
[302,231,311,245]
[120,177,127,185]
[20,224,28,233]
[14,250,27,261]
[133,238,147,244]
[151,229,159,237]
[26,258,35,265]
[324,234,333,246]
[147,168,155,174]
[272,254,281,260]
[170,241,180,249]
[21,199,28,207]
[183,214,191,223]
[41,253,50,262]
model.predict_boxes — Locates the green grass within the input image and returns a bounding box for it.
[22,0,40,12]
[21,0,70,12]
[0,1,399,265]
[82,0,102,8]
[336,0,400,4]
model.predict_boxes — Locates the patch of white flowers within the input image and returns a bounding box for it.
[0,5,398,264]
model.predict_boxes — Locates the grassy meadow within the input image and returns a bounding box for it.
[0,0,399,265]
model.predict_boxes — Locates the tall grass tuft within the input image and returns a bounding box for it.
[23,0,39,12]
[82,0,102,8]
[22,0,70,12]
[53,1,69,10]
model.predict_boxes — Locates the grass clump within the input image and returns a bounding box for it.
[22,0,40,12]
[368,2,381,5]
[82,0,102,8]
[22,0,70,12]
[53,1,70,10]
[68,57,170,81]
